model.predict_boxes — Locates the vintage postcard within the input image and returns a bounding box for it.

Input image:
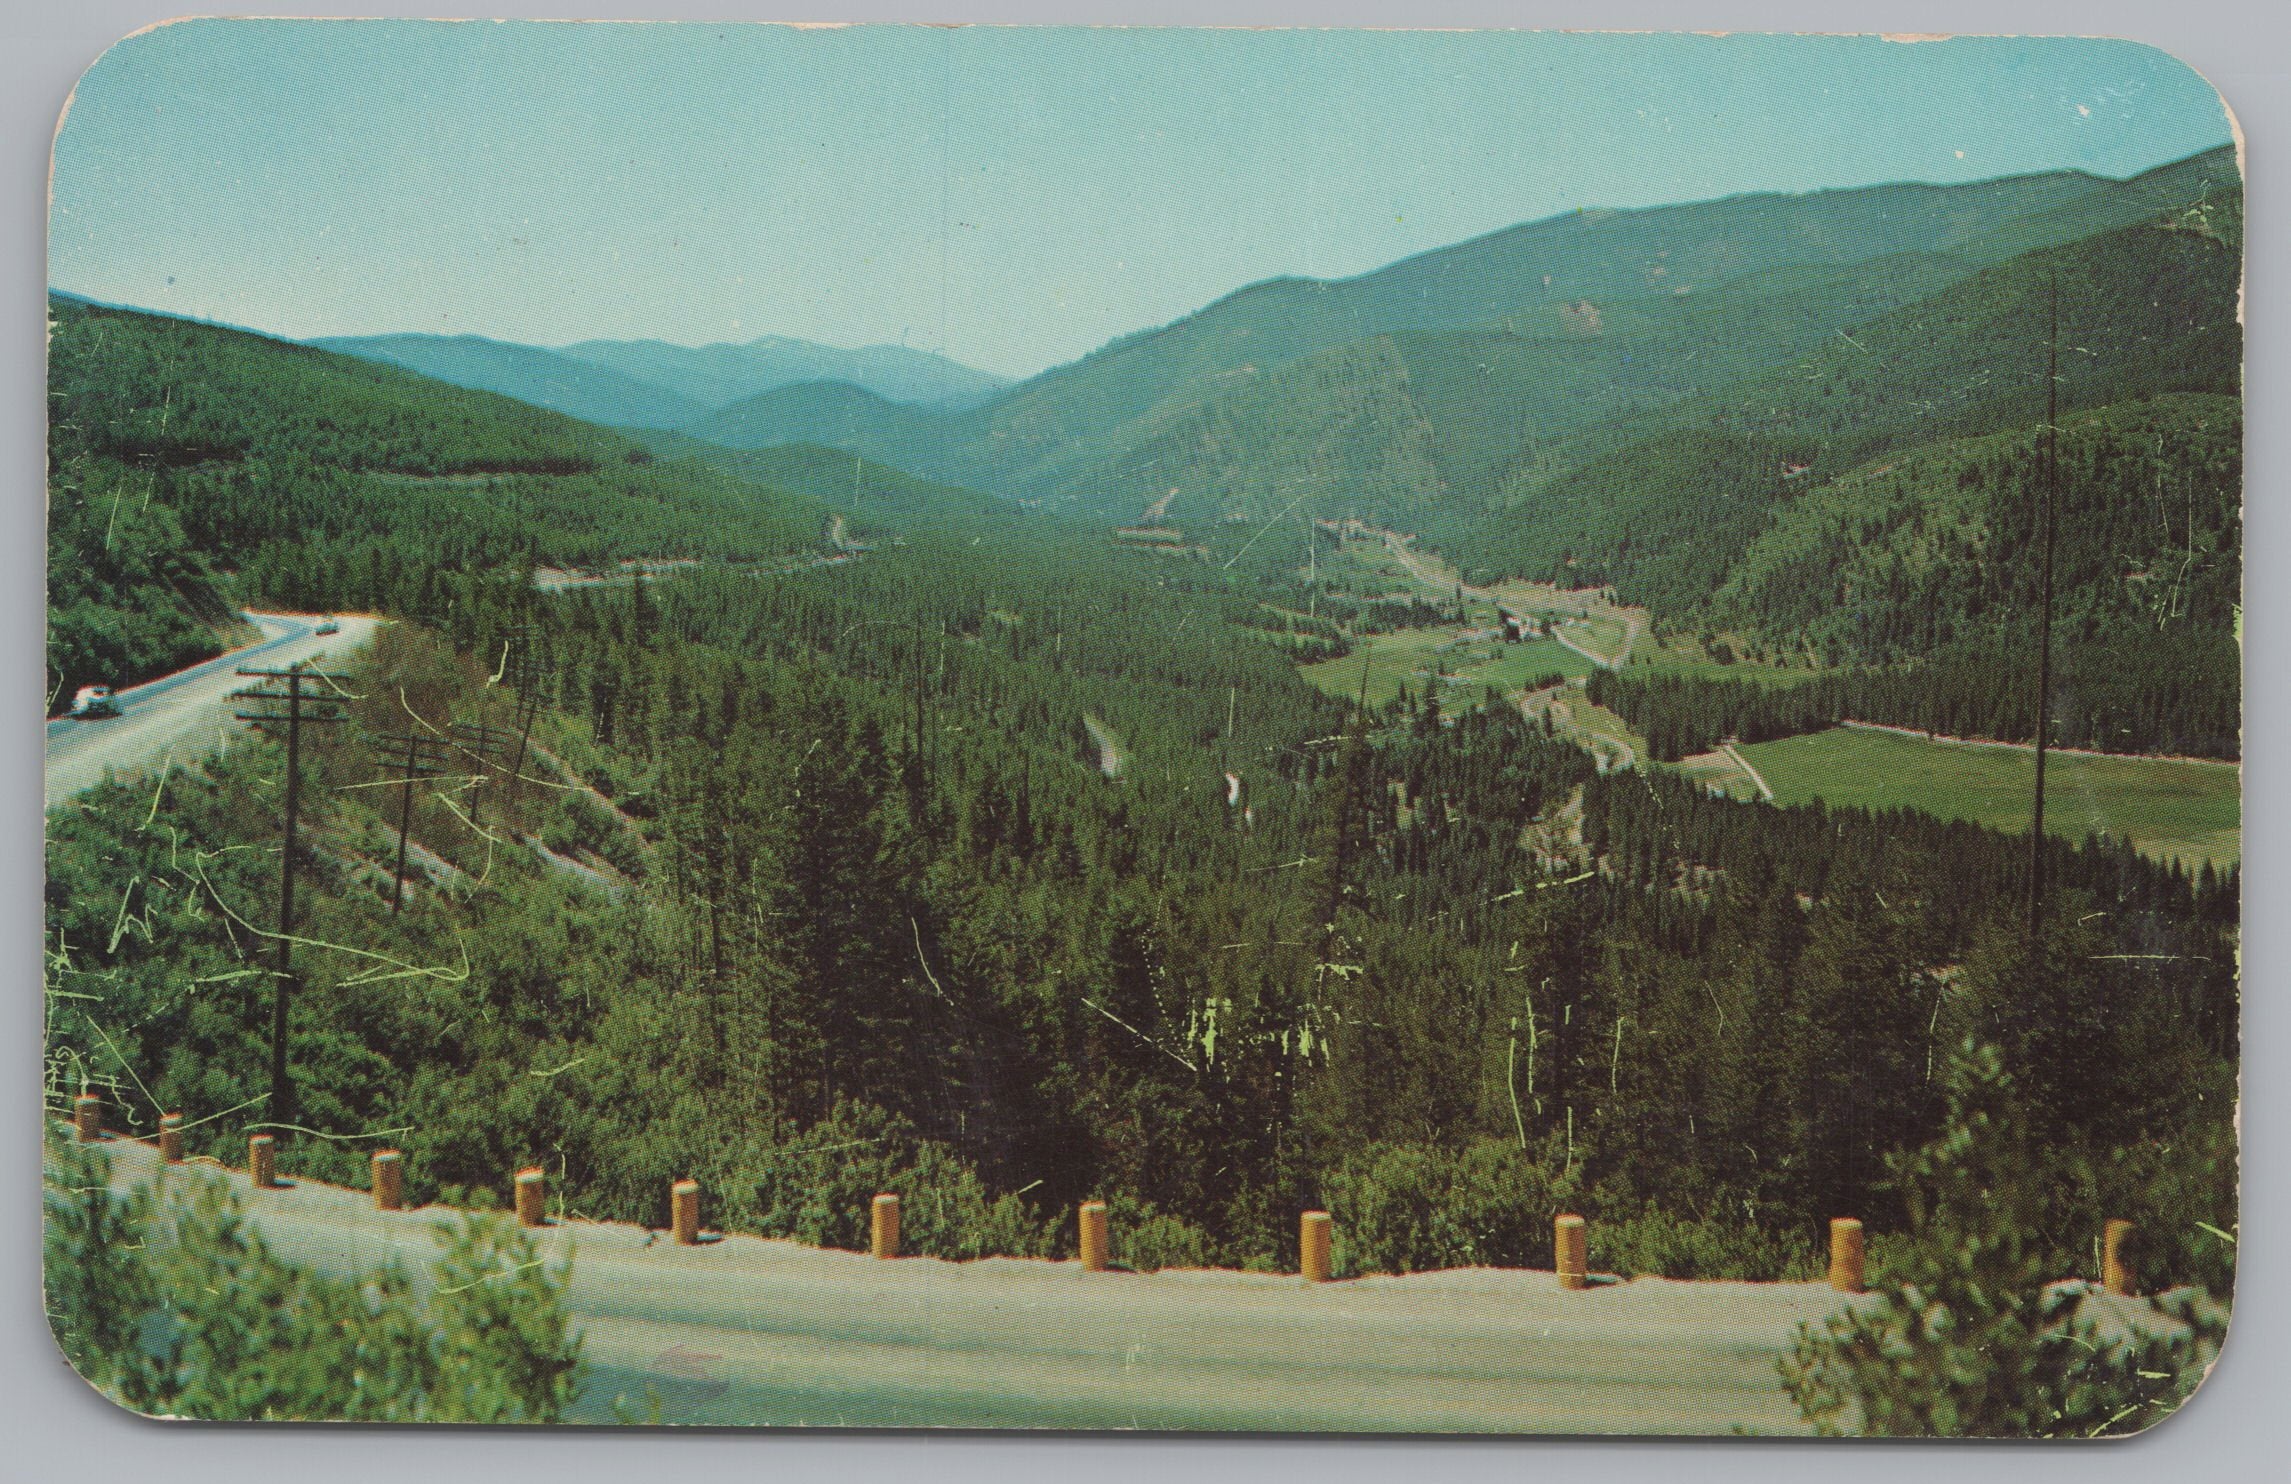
[43,21,2239,1434]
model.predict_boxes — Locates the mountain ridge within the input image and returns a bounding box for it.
[308,332,710,431]
[559,334,1011,413]
[304,329,1012,432]
[668,146,2236,517]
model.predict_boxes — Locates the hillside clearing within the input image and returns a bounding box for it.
[1299,629,1594,710]
[1735,726,2239,872]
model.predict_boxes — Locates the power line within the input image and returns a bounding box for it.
[449,720,517,828]
[369,731,451,913]
[229,663,352,1128]
[500,644,547,820]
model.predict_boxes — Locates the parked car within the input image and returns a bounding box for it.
[68,684,120,719]
[314,616,341,636]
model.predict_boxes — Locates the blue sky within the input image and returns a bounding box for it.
[50,22,2234,379]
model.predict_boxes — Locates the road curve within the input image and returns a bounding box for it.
[1550,625,1619,672]
[84,1135,1858,1433]
[44,613,382,810]
[1382,530,1493,602]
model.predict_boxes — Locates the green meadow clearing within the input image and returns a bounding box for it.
[1298,625,1813,712]
[1299,630,1595,709]
[1735,726,2241,872]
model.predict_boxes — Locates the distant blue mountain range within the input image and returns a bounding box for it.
[305,330,1011,431]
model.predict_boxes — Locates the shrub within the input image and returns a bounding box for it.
[541,794,618,859]
[1323,1136,1577,1277]
[1780,1040,2228,1437]
[1592,1212,1819,1281]
[1093,1192,1221,1272]
[738,1100,1054,1260]
[43,1132,583,1421]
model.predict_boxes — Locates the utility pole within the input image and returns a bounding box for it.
[2027,271,2062,947]
[230,663,351,1128]
[371,731,450,912]
[450,720,517,828]
[1308,503,1318,623]
[499,646,546,823]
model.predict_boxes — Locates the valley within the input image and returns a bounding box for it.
[1289,514,2237,869]
[43,126,2242,1435]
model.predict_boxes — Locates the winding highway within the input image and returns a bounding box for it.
[43,613,381,809]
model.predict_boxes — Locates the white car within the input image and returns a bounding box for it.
[68,684,120,719]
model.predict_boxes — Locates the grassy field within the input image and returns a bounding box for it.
[1541,692,1645,771]
[1735,726,2240,872]
[1676,745,1761,800]
[1314,539,1434,601]
[1299,629,1594,709]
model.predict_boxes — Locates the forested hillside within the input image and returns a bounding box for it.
[657,149,2241,774]
[46,288,2236,1301]
[1692,194,2242,463]
[661,147,2233,525]
[45,297,838,701]
[1458,190,2241,595]
[684,378,966,463]
[631,435,1020,527]
[1709,395,2240,660]
[1513,391,2244,762]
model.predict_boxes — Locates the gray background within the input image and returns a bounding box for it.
[2,2,2277,1478]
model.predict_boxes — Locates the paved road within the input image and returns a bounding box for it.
[44,613,381,809]
[86,1136,1861,1433]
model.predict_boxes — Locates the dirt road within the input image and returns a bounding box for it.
[84,1137,1860,1432]
[1550,625,1617,671]
[1837,718,2241,769]
[44,614,381,809]
[1722,741,1777,803]
[1517,684,1638,774]
[1382,530,1491,601]
[1370,527,1644,668]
